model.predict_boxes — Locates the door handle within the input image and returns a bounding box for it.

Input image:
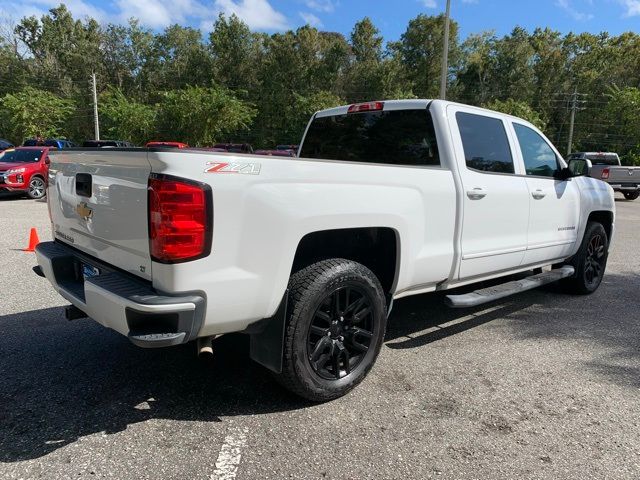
[532,189,546,200]
[466,187,487,200]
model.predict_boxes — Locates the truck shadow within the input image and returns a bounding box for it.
[0,307,307,463]
[1,271,637,463]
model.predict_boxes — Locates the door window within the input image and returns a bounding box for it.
[513,124,559,177]
[456,112,514,174]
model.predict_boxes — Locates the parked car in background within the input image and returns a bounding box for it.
[0,139,14,151]
[146,141,189,148]
[213,143,254,154]
[254,149,297,157]
[567,152,640,200]
[82,140,134,148]
[0,147,52,199]
[276,144,299,152]
[23,138,76,149]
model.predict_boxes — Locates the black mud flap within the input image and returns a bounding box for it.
[248,290,288,374]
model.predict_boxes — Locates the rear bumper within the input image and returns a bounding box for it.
[35,241,206,348]
[609,183,639,191]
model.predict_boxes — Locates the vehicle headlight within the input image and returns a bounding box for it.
[6,167,26,174]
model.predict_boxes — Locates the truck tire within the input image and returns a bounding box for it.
[275,259,387,402]
[27,176,46,199]
[623,191,639,201]
[560,222,609,295]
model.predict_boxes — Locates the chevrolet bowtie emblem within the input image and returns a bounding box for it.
[76,202,93,221]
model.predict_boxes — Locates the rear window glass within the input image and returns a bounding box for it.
[299,109,440,166]
[456,112,514,174]
[0,149,43,163]
[585,154,619,166]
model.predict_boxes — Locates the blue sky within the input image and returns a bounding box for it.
[1,0,638,40]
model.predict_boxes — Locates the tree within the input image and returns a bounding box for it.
[99,88,157,144]
[391,14,461,98]
[0,86,74,143]
[484,99,546,130]
[156,85,256,146]
[604,86,640,165]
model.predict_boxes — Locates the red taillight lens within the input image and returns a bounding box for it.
[148,175,212,263]
[601,168,610,180]
[347,101,384,114]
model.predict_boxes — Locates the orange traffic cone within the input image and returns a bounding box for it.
[23,228,40,252]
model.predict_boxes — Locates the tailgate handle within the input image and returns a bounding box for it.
[76,173,92,197]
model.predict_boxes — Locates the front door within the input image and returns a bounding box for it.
[448,106,531,279]
[509,122,580,265]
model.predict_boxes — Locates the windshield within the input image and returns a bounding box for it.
[0,149,43,163]
[299,109,440,166]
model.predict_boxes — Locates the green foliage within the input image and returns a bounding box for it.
[0,86,74,143]
[99,88,157,144]
[483,99,547,130]
[605,86,640,165]
[0,4,639,153]
[156,86,256,146]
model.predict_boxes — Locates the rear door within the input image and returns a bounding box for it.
[448,106,530,279]
[48,150,152,280]
[510,122,580,265]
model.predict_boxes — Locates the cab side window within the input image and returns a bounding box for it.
[456,112,515,174]
[513,123,559,178]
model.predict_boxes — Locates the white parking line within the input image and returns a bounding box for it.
[211,426,248,480]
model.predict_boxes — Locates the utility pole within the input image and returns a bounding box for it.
[439,0,452,100]
[91,72,100,141]
[566,88,579,156]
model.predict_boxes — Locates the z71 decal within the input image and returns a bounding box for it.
[204,162,261,175]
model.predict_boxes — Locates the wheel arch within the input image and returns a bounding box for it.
[290,227,401,297]
[587,210,613,241]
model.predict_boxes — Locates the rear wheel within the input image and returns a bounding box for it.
[623,191,639,201]
[27,176,45,199]
[275,259,387,402]
[561,222,609,294]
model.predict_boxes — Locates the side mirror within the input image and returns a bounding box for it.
[44,156,50,165]
[567,158,592,178]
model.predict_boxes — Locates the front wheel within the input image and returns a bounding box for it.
[27,177,46,199]
[275,259,387,402]
[623,191,639,201]
[561,222,609,294]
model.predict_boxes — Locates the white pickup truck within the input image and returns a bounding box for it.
[35,100,615,401]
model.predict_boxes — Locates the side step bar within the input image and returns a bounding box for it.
[445,266,575,308]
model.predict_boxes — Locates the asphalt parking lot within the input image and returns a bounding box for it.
[0,194,639,480]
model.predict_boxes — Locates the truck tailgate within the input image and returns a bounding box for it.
[48,150,152,281]
[609,167,640,184]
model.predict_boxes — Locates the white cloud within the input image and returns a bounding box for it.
[420,0,437,7]
[619,0,640,16]
[304,0,335,13]
[555,0,594,21]
[299,11,323,27]
[0,0,108,23]
[214,0,289,30]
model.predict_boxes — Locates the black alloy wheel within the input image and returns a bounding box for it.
[275,258,387,402]
[583,232,606,290]
[306,285,374,380]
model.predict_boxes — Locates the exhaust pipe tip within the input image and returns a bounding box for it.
[197,336,216,358]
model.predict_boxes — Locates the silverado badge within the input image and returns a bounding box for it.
[76,202,93,221]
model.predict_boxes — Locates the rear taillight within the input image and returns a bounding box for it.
[601,168,610,180]
[348,101,384,114]
[148,174,212,263]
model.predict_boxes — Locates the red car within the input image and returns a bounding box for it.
[146,141,189,149]
[0,147,52,199]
